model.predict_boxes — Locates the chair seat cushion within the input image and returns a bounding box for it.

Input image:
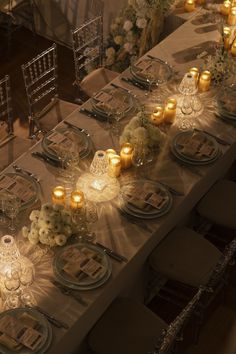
[88,298,167,354]
[149,227,222,287]
[197,180,236,230]
[39,98,79,132]
[80,67,119,97]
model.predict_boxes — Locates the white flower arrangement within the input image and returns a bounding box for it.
[120,111,166,149]
[22,203,77,248]
[105,0,175,71]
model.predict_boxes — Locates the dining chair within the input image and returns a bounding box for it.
[0,75,13,135]
[196,179,236,232]
[72,15,119,100]
[87,287,204,354]
[21,43,80,138]
[148,227,236,339]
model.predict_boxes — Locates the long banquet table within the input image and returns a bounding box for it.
[1,6,236,354]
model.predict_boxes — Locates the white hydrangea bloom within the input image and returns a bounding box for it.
[55,234,67,246]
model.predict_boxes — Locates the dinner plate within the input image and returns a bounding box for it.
[119,180,173,219]
[130,57,173,85]
[0,307,52,354]
[91,87,134,119]
[171,131,220,164]
[41,127,90,162]
[53,243,112,291]
[0,172,39,210]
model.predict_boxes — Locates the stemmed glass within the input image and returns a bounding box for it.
[4,266,21,309]
[132,142,153,176]
[20,266,36,307]
[4,194,21,232]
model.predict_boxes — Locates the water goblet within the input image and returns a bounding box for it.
[4,267,21,309]
[4,194,21,232]
[20,266,36,307]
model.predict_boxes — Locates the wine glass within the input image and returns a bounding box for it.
[20,266,36,307]
[4,267,21,309]
[132,142,153,177]
[4,194,21,232]
[84,201,98,242]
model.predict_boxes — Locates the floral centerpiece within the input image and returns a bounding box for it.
[202,26,236,85]
[22,203,77,247]
[120,111,166,149]
[105,0,175,71]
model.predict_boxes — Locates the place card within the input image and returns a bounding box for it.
[80,258,105,279]
[0,175,35,202]
[146,193,167,210]
[47,131,73,150]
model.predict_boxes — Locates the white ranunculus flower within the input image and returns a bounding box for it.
[55,234,67,246]
[22,226,30,238]
[123,20,133,32]
[124,42,133,54]
[29,210,40,222]
[136,17,147,29]
[114,35,123,45]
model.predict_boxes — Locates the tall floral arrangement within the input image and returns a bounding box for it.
[105,0,175,71]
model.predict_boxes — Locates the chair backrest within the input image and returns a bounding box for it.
[206,236,236,290]
[152,287,204,354]
[0,75,13,134]
[72,15,103,85]
[21,43,58,137]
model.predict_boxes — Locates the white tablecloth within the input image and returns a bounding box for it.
[1,7,236,354]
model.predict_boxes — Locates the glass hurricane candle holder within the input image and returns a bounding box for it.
[108,155,121,178]
[164,98,177,124]
[184,0,196,12]
[70,190,84,209]
[220,1,231,15]
[228,6,236,25]
[52,186,66,205]
[120,143,134,169]
[150,105,165,126]
[198,71,211,92]
[90,150,108,176]
[178,73,197,95]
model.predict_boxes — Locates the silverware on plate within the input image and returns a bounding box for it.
[121,77,149,91]
[194,128,231,146]
[31,152,61,168]
[63,121,90,137]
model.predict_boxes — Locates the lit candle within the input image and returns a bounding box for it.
[70,190,84,209]
[52,186,66,205]
[184,0,196,12]
[198,71,211,92]
[150,105,165,125]
[220,1,231,15]
[228,6,236,25]
[223,26,231,50]
[231,40,236,55]
[108,155,121,177]
[164,98,177,124]
[189,67,199,83]
[106,149,117,162]
[120,143,133,169]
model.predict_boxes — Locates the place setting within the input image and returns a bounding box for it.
[118,179,173,220]
[216,84,236,126]
[170,130,222,167]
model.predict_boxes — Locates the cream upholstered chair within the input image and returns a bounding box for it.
[196,180,236,231]
[72,16,118,100]
[88,287,204,354]
[22,44,79,138]
[149,227,222,288]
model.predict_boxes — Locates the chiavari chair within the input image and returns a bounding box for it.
[22,43,79,138]
[0,75,13,135]
[87,287,204,354]
[72,15,118,100]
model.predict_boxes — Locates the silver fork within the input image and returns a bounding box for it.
[51,280,88,307]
